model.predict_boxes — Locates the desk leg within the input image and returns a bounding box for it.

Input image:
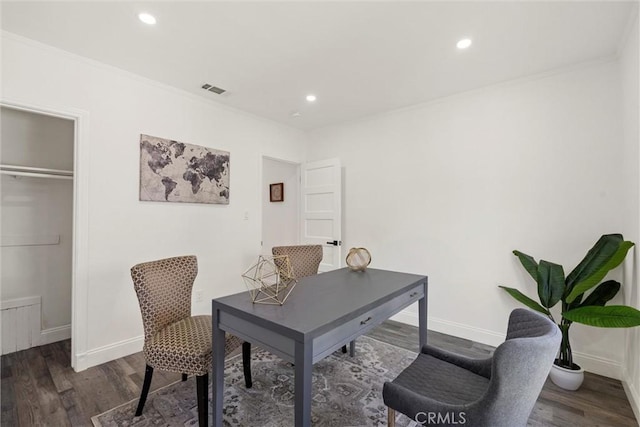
[294,340,312,427]
[212,306,225,427]
[418,280,428,348]
[349,340,356,357]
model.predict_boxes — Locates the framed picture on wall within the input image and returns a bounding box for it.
[270,183,284,202]
[139,134,230,204]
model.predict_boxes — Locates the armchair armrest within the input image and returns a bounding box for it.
[421,344,492,379]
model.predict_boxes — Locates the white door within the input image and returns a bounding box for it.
[300,158,342,271]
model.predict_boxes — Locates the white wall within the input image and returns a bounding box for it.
[262,158,300,255]
[1,108,74,332]
[308,60,628,378]
[1,32,308,369]
[620,14,640,419]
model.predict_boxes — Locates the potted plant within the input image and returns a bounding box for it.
[499,234,640,390]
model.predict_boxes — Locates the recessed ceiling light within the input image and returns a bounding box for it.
[138,13,157,25]
[456,38,472,49]
[306,94,317,102]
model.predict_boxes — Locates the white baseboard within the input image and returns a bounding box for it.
[75,335,144,371]
[572,351,621,380]
[390,308,622,379]
[40,324,71,345]
[622,372,640,423]
[390,309,505,347]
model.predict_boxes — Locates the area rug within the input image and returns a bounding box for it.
[92,336,419,426]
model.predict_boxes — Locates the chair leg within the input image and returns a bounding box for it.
[242,341,253,388]
[196,373,208,427]
[135,365,154,416]
[182,373,188,382]
[387,407,396,427]
[342,345,347,353]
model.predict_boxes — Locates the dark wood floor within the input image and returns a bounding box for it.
[2,321,638,426]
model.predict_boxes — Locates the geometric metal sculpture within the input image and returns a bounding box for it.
[241,255,297,305]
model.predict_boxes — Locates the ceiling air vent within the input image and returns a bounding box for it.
[201,83,226,95]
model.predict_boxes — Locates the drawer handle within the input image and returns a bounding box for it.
[360,316,372,325]
[410,292,418,298]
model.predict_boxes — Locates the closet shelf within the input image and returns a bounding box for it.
[1,234,60,247]
[0,164,73,180]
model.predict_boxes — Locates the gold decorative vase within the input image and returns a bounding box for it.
[346,247,371,272]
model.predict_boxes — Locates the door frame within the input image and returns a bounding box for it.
[259,154,302,253]
[1,98,90,371]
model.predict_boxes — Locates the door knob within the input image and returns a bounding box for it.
[326,240,341,246]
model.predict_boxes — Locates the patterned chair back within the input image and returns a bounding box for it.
[131,255,198,339]
[272,245,323,279]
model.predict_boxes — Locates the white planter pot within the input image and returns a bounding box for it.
[549,362,584,391]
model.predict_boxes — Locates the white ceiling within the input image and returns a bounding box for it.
[1,1,636,130]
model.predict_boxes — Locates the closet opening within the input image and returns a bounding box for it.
[1,106,75,367]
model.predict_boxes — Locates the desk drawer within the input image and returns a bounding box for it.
[313,283,424,361]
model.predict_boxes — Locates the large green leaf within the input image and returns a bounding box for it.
[536,260,565,308]
[566,237,634,303]
[579,280,620,307]
[565,234,622,292]
[513,250,538,281]
[499,286,550,315]
[563,305,640,327]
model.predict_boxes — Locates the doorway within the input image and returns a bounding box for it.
[261,156,343,271]
[261,157,301,255]
[0,106,74,359]
[0,100,88,370]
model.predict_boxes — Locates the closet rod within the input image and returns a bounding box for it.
[0,170,73,180]
[0,164,73,175]
[0,164,73,180]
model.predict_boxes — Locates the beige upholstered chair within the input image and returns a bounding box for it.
[131,255,251,427]
[272,244,323,279]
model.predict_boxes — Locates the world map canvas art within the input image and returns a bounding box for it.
[139,134,230,204]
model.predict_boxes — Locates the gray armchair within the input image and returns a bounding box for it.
[383,308,561,427]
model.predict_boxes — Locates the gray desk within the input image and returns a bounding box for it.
[211,267,428,427]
